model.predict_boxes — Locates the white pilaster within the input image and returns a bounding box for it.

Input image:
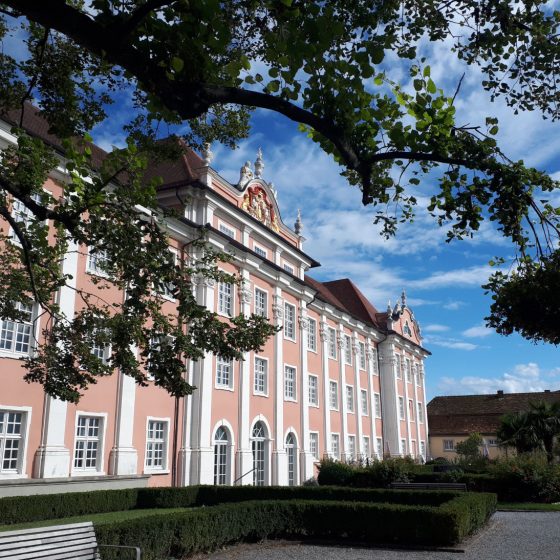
[236,269,253,483]
[178,358,194,486]
[298,303,313,481]
[352,335,363,456]
[403,357,413,456]
[337,328,348,459]
[378,341,400,457]
[319,318,331,457]
[34,241,79,478]
[366,340,378,455]
[272,288,286,484]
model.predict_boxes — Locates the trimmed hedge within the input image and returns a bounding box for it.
[96,493,497,559]
[0,485,459,525]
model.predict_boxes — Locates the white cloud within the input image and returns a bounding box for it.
[443,300,465,311]
[438,363,560,395]
[409,265,494,290]
[427,339,478,351]
[424,324,450,333]
[462,323,494,338]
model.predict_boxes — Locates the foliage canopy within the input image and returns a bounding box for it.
[0,0,560,400]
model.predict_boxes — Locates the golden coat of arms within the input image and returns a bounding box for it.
[241,186,280,232]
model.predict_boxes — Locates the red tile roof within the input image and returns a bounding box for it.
[428,390,560,435]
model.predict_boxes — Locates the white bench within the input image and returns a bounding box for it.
[0,521,141,559]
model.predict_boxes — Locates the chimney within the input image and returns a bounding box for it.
[496,390,504,397]
[544,389,551,393]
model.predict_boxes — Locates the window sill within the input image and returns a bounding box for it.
[253,391,269,398]
[144,469,170,475]
[217,311,233,319]
[72,470,106,477]
[307,348,318,354]
[283,337,296,343]
[284,397,297,403]
[309,403,320,408]
[215,385,235,392]
[86,269,112,280]
[0,350,30,360]
[0,473,28,480]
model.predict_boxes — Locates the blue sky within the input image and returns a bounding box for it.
[85,38,560,401]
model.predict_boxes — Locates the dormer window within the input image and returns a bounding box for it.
[218,222,235,239]
[404,321,412,336]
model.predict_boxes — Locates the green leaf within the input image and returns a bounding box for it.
[171,57,184,73]
[427,79,437,94]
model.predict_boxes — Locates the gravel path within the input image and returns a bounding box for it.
[203,512,560,560]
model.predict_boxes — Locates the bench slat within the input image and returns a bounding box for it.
[2,541,98,560]
[0,527,95,548]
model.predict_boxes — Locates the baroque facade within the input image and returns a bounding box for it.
[0,109,429,496]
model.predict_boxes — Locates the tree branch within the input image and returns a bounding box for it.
[118,0,178,37]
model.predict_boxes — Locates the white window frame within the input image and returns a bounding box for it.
[362,436,370,458]
[398,397,405,420]
[284,364,297,401]
[217,281,234,317]
[347,434,356,459]
[308,374,319,406]
[371,347,379,375]
[487,439,498,447]
[395,354,403,379]
[330,433,340,459]
[213,425,232,485]
[254,287,268,318]
[309,431,319,460]
[0,302,37,358]
[9,192,48,245]
[86,247,111,278]
[346,385,354,413]
[359,341,366,370]
[283,302,296,341]
[144,417,170,474]
[218,221,236,239]
[155,248,178,301]
[283,263,294,274]
[216,356,234,390]
[420,440,426,457]
[72,412,108,475]
[329,380,339,410]
[376,437,383,458]
[418,402,424,423]
[91,329,111,364]
[253,244,267,259]
[406,358,412,383]
[408,399,415,422]
[374,393,381,418]
[444,439,455,452]
[401,438,407,455]
[254,356,268,396]
[344,335,352,365]
[0,405,31,479]
[307,318,317,352]
[327,327,337,359]
[360,389,368,415]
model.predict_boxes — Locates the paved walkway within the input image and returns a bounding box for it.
[204,512,560,560]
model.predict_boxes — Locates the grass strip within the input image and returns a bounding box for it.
[498,502,560,511]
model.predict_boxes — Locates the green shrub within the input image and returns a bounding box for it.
[316,459,355,486]
[96,494,496,559]
[0,488,140,525]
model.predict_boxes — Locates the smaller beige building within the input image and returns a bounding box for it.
[427,389,560,460]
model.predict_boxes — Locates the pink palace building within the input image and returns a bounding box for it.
[0,109,430,496]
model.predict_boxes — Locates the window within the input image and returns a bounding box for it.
[371,348,378,375]
[327,328,337,359]
[145,419,168,471]
[252,422,267,486]
[408,399,415,421]
[406,358,412,383]
[73,416,103,471]
[344,335,352,365]
[398,397,405,420]
[284,365,296,400]
[331,433,340,459]
[360,389,368,415]
[10,193,42,235]
[0,410,26,474]
[254,245,267,258]
[359,342,366,370]
[487,439,498,447]
[91,331,110,364]
[374,393,381,418]
[216,356,233,389]
[420,441,426,458]
[395,354,402,379]
[309,432,319,460]
[348,435,356,459]
[284,303,296,340]
[401,439,407,455]
[307,318,317,352]
[418,403,424,423]
[417,363,423,386]
[286,432,297,486]
[308,375,318,406]
[346,385,354,413]
[0,302,34,355]
[254,288,267,318]
[443,439,455,452]
[155,250,177,299]
[219,222,235,238]
[283,263,294,274]
[329,381,338,410]
[86,248,110,277]
[214,426,229,485]
[254,357,267,395]
[218,281,233,316]
[376,437,383,458]
[362,436,370,458]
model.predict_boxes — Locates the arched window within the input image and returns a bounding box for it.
[213,426,229,485]
[251,421,267,486]
[286,432,297,486]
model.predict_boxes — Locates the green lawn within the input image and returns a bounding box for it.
[498,502,560,511]
[0,507,187,532]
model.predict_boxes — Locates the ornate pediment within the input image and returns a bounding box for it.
[241,184,280,232]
